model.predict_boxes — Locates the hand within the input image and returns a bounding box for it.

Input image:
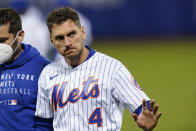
[132,99,162,131]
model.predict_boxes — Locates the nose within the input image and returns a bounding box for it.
[64,37,71,47]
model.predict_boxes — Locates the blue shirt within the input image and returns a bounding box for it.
[0,43,51,131]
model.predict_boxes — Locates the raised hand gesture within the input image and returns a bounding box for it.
[132,99,162,131]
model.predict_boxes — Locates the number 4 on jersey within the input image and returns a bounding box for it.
[88,107,103,127]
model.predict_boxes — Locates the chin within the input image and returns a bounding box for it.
[66,53,79,59]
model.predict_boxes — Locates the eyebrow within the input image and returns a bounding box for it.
[0,37,9,43]
[54,30,77,40]
[67,30,76,36]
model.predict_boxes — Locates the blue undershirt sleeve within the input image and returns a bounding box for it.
[35,116,54,131]
[133,100,151,116]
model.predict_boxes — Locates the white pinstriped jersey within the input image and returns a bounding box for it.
[35,51,150,131]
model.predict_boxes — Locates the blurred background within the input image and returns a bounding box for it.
[1,0,196,130]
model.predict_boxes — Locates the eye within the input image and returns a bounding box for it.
[55,36,64,41]
[67,31,76,38]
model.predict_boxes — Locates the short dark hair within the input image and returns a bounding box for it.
[47,6,81,33]
[0,8,22,36]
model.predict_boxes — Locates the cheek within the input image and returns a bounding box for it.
[73,35,84,43]
[53,42,63,48]
[53,43,64,52]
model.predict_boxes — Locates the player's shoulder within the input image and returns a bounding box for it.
[94,51,123,66]
[93,51,129,74]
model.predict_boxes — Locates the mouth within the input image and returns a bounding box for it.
[64,47,76,55]
[64,46,73,52]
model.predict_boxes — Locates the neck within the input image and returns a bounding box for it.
[65,46,89,68]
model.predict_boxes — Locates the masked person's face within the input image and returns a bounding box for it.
[0,24,23,64]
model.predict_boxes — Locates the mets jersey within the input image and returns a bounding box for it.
[35,50,150,131]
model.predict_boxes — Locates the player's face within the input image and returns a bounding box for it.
[50,19,86,60]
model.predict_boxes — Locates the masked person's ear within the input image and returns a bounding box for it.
[17,30,24,43]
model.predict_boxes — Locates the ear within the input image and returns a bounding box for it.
[50,34,53,43]
[17,30,24,43]
[81,26,86,40]
[50,34,55,47]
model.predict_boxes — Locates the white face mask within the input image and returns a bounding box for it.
[0,31,20,64]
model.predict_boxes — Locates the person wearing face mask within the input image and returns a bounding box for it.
[0,8,53,131]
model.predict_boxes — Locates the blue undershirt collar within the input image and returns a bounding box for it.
[85,45,96,61]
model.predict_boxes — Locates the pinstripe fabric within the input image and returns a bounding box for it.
[35,52,150,131]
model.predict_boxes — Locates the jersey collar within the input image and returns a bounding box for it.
[85,45,96,62]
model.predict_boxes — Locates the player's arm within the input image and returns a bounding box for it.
[35,116,53,131]
[35,70,54,130]
[112,63,150,113]
[112,63,161,130]
[132,99,162,131]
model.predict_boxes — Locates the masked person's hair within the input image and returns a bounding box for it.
[0,8,22,37]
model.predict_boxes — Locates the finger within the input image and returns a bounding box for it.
[149,99,155,111]
[132,113,138,121]
[156,112,162,120]
[153,104,159,114]
[142,99,147,111]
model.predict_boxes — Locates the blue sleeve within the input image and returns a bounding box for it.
[133,100,151,116]
[35,116,54,131]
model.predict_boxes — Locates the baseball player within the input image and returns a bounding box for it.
[35,7,162,131]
